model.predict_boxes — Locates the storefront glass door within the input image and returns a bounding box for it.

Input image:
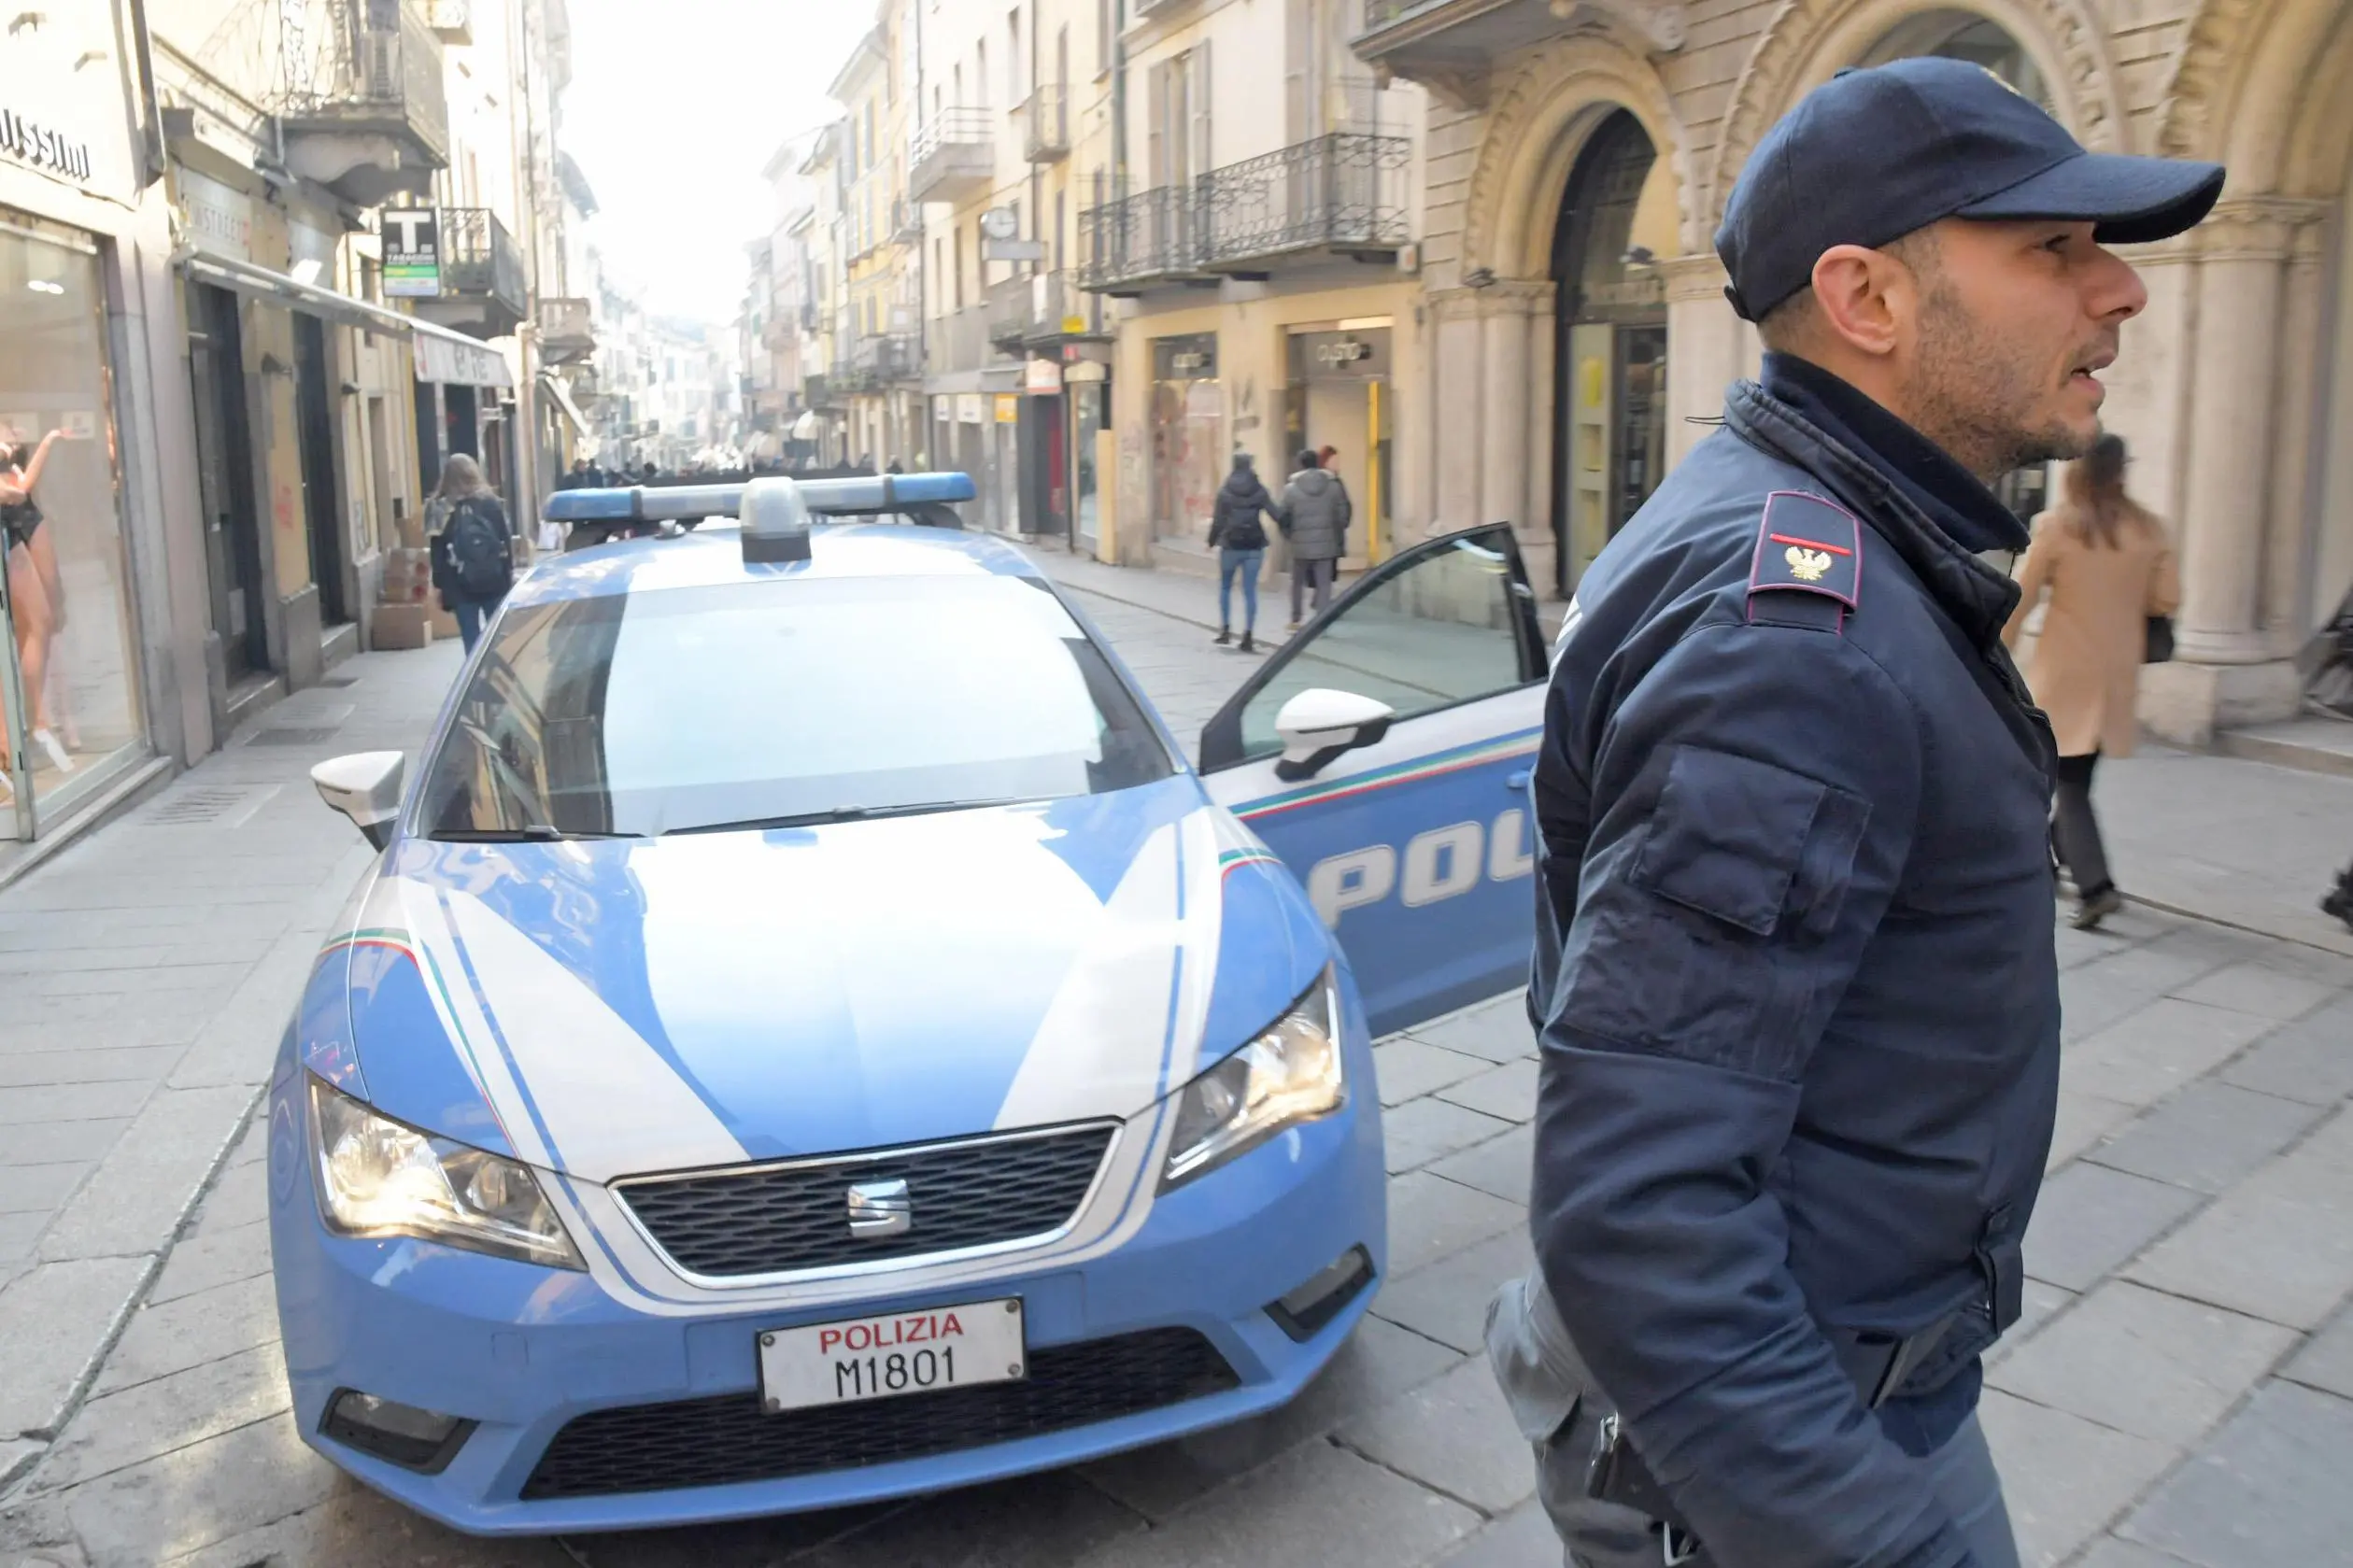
[0,210,149,837]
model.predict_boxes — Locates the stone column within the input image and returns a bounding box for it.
[1428,288,1485,541]
[2139,198,2322,744]
[1661,253,1741,467]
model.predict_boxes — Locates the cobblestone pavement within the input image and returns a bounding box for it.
[3,560,2351,1568]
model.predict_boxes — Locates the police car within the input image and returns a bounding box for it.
[269,473,1547,1533]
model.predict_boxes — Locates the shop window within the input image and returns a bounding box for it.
[0,210,149,833]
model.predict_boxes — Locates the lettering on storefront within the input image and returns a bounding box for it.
[0,106,93,183]
[177,169,255,261]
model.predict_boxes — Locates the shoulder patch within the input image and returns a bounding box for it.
[1749,490,1862,615]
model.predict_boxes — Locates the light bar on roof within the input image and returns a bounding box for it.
[540,472,978,525]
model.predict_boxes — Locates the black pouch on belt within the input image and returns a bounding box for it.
[1582,1310,1965,1554]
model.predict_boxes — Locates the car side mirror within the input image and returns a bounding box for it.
[1273,689,1396,782]
[311,752,406,850]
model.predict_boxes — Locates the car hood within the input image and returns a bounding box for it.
[325,776,1329,1182]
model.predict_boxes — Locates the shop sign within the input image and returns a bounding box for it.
[1153,333,1217,380]
[993,393,1019,424]
[0,105,92,183]
[176,167,253,261]
[382,209,441,297]
[1024,358,1063,396]
[413,330,511,388]
[1294,327,1393,381]
[956,392,985,424]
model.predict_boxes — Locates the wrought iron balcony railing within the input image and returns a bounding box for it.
[1017,84,1069,162]
[1079,184,1209,293]
[1197,134,1411,265]
[1080,134,1411,291]
[437,206,528,317]
[988,271,1108,349]
[276,0,450,198]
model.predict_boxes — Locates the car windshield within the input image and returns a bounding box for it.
[415,572,1172,839]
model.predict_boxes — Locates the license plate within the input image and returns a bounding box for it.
[758,1297,1027,1414]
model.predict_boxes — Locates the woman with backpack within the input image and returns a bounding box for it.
[429,455,516,652]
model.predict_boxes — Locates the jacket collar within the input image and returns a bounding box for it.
[1724,375,2023,643]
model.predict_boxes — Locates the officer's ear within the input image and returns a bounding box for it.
[1809,243,1917,361]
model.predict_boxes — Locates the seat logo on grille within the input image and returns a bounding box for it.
[846,1178,913,1239]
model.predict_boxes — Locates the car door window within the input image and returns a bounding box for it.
[1233,529,1531,761]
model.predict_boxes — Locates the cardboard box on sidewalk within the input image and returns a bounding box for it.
[395,512,426,551]
[430,606,460,642]
[371,603,434,650]
[379,547,434,604]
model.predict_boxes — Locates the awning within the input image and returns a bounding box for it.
[412,317,514,388]
[538,370,588,433]
[179,249,415,338]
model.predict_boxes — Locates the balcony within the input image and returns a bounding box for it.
[538,296,595,364]
[1016,85,1068,162]
[909,108,994,203]
[804,373,841,410]
[833,332,921,394]
[890,195,925,245]
[1079,185,1212,296]
[411,207,526,339]
[276,1,449,205]
[1196,133,1412,271]
[988,271,1110,352]
[927,305,995,376]
[1354,0,1686,109]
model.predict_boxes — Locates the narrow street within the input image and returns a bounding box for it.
[1,565,2349,1568]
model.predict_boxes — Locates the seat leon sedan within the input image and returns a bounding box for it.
[270,474,1550,1533]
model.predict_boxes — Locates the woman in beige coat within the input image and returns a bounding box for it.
[2003,434,2180,928]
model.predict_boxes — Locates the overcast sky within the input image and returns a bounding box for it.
[561,0,872,325]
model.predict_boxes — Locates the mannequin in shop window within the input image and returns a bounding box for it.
[0,431,76,798]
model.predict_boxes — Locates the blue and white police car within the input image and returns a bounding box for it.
[270,472,1547,1533]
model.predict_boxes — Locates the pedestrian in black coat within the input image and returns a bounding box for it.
[1207,454,1278,651]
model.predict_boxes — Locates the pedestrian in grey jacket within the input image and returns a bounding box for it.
[1278,448,1350,627]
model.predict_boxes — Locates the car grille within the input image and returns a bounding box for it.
[615,1123,1117,1279]
[519,1327,1239,1500]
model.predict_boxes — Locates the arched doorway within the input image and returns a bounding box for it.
[1857,11,2049,104]
[1550,110,1678,595]
[1856,10,2056,525]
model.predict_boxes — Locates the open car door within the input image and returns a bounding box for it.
[1198,524,1550,1038]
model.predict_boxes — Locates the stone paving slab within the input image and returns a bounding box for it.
[1987,1280,2299,1446]
[2118,1382,2353,1568]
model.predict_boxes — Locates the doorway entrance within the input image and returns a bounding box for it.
[188,282,268,681]
[291,313,347,626]
[1549,110,1672,596]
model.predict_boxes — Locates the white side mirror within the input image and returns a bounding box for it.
[311,752,406,850]
[1273,688,1396,782]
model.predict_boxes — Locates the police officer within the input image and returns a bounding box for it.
[1486,59,2224,1568]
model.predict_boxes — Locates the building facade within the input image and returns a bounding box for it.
[1350,0,2353,743]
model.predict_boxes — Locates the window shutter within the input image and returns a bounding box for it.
[1146,61,1169,188]
[1189,40,1212,180]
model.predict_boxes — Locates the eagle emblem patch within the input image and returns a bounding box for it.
[1750,491,1863,611]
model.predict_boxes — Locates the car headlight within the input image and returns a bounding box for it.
[307,1076,583,1270]
[1161,968,1345,1189]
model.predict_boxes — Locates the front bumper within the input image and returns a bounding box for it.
[265,1038,1385,1534]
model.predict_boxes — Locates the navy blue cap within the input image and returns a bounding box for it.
[1715,57,2225,322]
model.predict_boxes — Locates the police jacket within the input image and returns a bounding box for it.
[1531,359,2061,1568]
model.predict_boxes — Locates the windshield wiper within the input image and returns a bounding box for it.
[661,798,1029,837]
[430,825,646,842]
